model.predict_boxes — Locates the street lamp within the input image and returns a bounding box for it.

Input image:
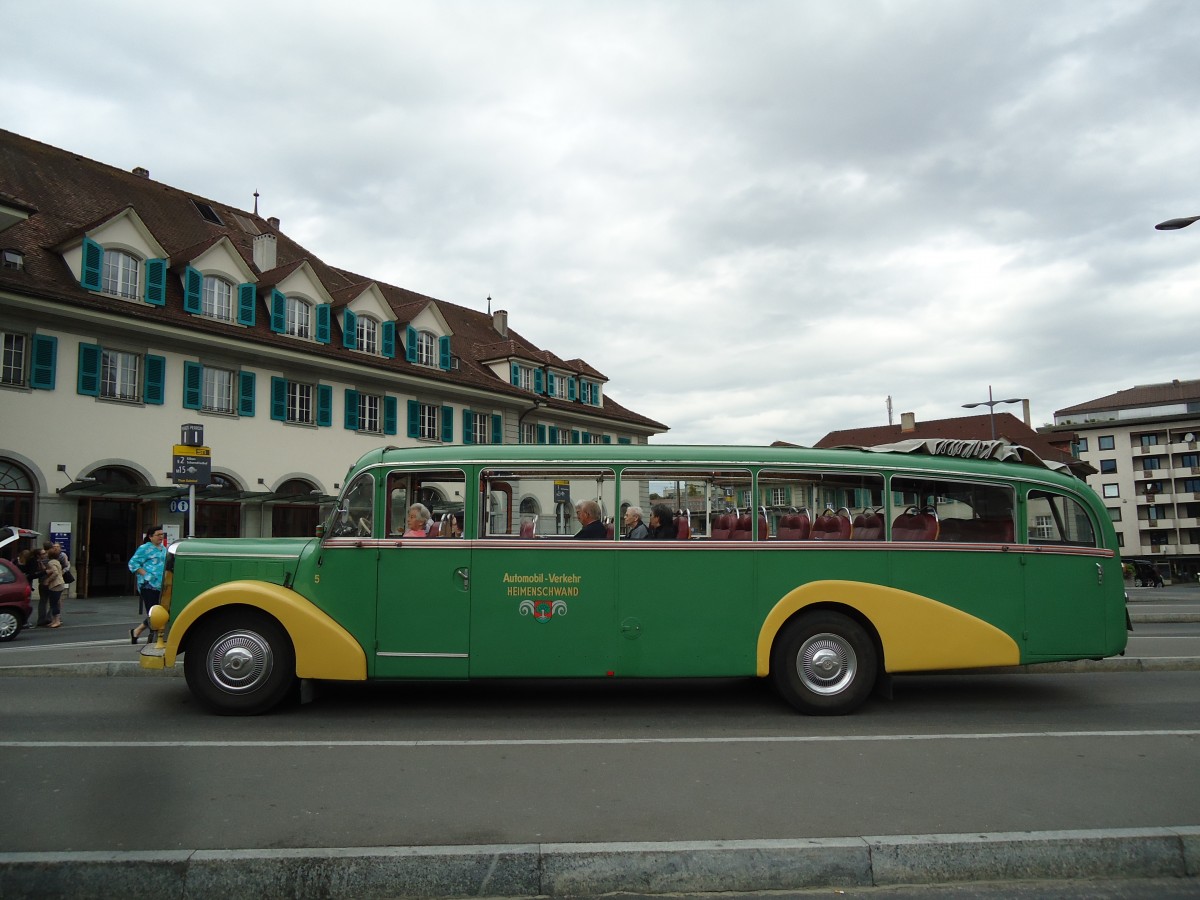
[962,386,1025,441]
[1155,214,1200,231]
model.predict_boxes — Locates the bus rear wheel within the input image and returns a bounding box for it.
[184,611,295,716]
[771,611,877,715]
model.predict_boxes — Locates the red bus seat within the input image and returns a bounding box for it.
[676,512,692,540]
[731,514,753,540]
[777,510,811,540]
[851,509,884,541]
[811,508,852,540]
[711,513,734,540]
[892,507,939,541]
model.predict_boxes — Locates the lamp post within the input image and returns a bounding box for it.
[962,386,1025,441]
[1155,215,1200,231]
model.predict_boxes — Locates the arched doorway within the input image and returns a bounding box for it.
[196,473,243,537]
[0,460,35,560]
[82,466,149,596]
[271,478,320,537]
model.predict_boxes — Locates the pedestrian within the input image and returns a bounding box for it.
[17,548,42,628]
[128,525,167,644]
[44,541,72,611]
[40,547,66,628]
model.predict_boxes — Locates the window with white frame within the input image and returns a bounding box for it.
[202,275,234,321]
[357,392,381,433]
[1032,515,1054,539]
[2,332,25,386]
[516,365,534,391]
[770,487,789,506]
[588,433,605,444]
[102,249,141,299]
[356,316,378,355]
[416,331,437,367]
[418,403,440,440]
[286,297,312,339]
[551,376,567,399]
[521,422,538,444]
[473,411,493,444]
[288,381,314,424]
[202,366,235,414]
[101,349,140,400]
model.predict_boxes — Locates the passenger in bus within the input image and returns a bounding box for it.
[574,500,607,539]
[439,512,463,538]
[623,506,649,539]
[403,503,432,537]
[647,504,676,539]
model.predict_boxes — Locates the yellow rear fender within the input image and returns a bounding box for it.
[756,580,1020,676]
[166,580,367,681]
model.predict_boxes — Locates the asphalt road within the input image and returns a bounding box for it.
[2,669,1198,853]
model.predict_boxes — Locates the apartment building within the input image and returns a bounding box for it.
[1050,379,1200,580]
[0,129,666,595]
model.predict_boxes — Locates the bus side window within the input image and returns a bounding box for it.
[1027,490,1097,547]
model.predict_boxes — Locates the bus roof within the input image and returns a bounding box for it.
[352,439,1082,484]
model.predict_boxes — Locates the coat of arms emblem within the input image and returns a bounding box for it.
[519,598,567,622]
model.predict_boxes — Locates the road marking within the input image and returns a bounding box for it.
[2,730,1198,749]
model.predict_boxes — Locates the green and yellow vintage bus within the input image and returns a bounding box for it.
[140,440,1128,716]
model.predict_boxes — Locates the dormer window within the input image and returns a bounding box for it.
[416,330,437,367]
[103,249,140,299]
[203,275,234,321]
[357,316,378,355]
[285,297,312,339]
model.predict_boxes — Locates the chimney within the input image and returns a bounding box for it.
[132,167,149,178]
[493,309,508,337]
[900,412,916,433]
[1021,399,1031,428]
[253,233,277,272]
[267,216,280,230]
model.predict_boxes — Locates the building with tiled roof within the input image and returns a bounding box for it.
[1047,379,1200,580]
[0,129,666,594]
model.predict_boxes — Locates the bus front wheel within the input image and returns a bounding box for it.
[184,611,296,716]
[771,611,877,715]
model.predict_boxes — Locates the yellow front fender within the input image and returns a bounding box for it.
[756,580,1020,676]
[163,580,367,681]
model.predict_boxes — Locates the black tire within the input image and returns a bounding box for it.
[771,610,877,715]
[184,610,296,715]
[0,607,22,642]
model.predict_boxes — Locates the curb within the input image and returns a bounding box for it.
[0,661,184,677]
[1,827,1197,898]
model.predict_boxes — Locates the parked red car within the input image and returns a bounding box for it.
[0,557,32,641]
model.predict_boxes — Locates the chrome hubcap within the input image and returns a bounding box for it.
[797,632,857,695]
[0,612,18,639]
[206,630,273,694]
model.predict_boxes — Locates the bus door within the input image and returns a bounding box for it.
[374,469,472,678]
[468,469,618,677]
[1022,488,1109,657]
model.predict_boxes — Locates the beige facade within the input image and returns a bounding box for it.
[1051,380,1200,580]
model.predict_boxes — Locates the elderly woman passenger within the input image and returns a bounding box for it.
[403,503,432,537]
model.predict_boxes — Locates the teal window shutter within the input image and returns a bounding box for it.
[491,413,502,444]
[183,266,203,314]
[546,372,556,396]
[143,354,166,404]
[316,384,332,426]
[568,378,577,402]
[270,376,287,420]
[618,437,631,445]
[237,283,257,325]
[270,290,286,333]
[462,409,474,445]
[238,371,256,416]
[381,321,396,358]
[315,303,331,344]
[29,335,57,390]
[342,310,357,349]
[183,361,203,409]
[571,429,581,444]
[441,405,453,442]
[510,363,520,385]
[144,259,168,306]
[534,369,544,394]
[537,424,547,444]
[80,238,103,291]
[77,343,101,396]
[344,389,360,429]
[383,396,398,435]
[405,325,417,362]
[602,435,612,444]
[439,335,451,370]
[407,400,420,438]
[582,431,591,444]
[548,426,559,444]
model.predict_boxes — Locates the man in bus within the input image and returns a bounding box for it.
[574,500,607,539]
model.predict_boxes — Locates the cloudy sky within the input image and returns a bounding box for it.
[8,1,1200,444]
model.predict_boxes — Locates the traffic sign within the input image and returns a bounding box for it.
[171,444,212,485]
